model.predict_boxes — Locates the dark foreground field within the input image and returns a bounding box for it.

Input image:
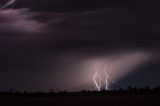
[0,94,160,106]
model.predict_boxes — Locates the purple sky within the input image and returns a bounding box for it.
[0,0,160,91]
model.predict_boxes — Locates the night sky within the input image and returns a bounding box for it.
[0,0,160,91]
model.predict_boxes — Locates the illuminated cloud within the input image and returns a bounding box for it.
[1,0,16,9]
[49,50,157,91]
[0,9,46,34]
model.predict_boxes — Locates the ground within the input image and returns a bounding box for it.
[0,94,159,106]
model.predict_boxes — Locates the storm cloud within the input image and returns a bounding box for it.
[0,0,160,91]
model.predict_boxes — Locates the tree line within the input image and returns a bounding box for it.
[0,85,160,97]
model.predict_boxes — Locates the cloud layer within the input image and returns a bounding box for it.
[0,0,160,91]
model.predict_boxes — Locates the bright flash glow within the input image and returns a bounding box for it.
[1,0,16,9]
[91,51,155,91]
[93,62,120,91]
[103,65,121,90]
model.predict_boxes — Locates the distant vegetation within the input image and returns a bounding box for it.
[0,86,160,97]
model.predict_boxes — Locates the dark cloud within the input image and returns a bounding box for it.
[13,0,128,12]
[12,0,160,12]
[0,0,160,91]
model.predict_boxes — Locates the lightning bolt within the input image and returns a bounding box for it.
[93,62,121,91]
[1,0,16,9]
[93,66,101,91]
[104,64,121,89]
[104,70,109,90]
